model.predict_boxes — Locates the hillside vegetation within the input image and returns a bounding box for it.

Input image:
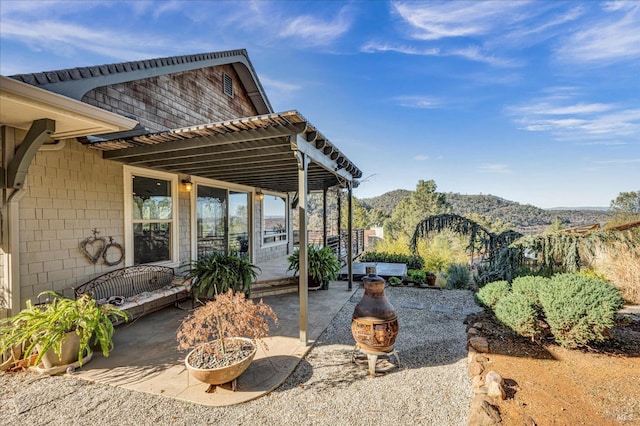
[360,191,611,235]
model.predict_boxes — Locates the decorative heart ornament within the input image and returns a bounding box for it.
[79,236,107,264]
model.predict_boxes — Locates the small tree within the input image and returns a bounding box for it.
[609,190,640,226]
[177,289,278,356]
[384,179,450,241]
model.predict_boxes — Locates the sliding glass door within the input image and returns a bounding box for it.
[195,185,250,259]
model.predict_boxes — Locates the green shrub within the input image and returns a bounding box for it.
[511,275,549,307]
[476,280,510,309]
[360,252,424,270]
[494,292,540,339]
[538,273,624,348]
[445,264,471,289]
[407,269,426,284]
[388,276,402,286]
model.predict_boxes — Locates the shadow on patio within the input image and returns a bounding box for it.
[73,283,357,407]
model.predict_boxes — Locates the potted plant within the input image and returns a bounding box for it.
[388,276,402,287]
[176,289,278,391]
[185,251,260,301]
[287,245,341,290]
[0,291,130,371]
[426,271,437,287]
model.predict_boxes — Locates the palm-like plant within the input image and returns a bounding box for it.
[186,251,259,300]
[287,245,341,289]
[0,291,129,367]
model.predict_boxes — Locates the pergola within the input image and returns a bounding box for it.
[87,110,363,345]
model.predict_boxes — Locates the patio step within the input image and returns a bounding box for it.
[250,277,299,299]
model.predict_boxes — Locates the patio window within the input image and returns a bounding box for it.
[124,167,178,265]
[262,194,287,245]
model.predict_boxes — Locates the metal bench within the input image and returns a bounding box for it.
[73,265,191,321]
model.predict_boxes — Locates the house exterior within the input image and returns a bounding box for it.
[1,49,362,329]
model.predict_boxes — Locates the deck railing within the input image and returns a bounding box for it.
[293,229,364,264]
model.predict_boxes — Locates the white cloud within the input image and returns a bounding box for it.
[448,46,519,67]
[413,155,429,161]
[361,41,439,56]
[556,3,640,64]
[394,95,441,109]
[278,6,353,47]
[392,1,532,41]
[361,41,514,67]
[507,92,640,142]
[478,163,511,174]
[258,76,302,106]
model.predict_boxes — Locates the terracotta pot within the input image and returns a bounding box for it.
[185,337,257,385]
[427,274,437,286]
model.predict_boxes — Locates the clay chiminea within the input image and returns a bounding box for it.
[351,266,400,375]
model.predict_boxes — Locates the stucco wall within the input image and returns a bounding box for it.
[82,64,258,132]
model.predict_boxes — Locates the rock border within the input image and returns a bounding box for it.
[465,318,506,426]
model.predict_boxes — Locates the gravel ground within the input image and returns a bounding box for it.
[0,287,481,426]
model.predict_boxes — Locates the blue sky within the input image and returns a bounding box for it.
[1,1,639,208]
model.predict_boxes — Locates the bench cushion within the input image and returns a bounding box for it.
[74,266,191,321]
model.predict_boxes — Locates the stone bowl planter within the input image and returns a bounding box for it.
[185,337,257,387]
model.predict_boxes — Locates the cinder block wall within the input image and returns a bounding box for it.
[19,141,125,305]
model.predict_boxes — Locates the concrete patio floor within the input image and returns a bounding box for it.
[73,283,358,407]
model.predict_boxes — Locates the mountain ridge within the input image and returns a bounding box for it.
[359,190,611,235]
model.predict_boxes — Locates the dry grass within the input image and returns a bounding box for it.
[583,230,640,304]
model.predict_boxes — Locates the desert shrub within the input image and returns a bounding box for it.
[538,273,624,348]
[494,292,541,339]
[511,275,549,307]
[371,235,411,256]
[416,234,468,273]
[407,269,426,284]
[476,280,510,309]
[446,264,471,289]
[360,251,424,270]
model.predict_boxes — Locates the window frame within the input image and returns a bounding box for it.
[261,191,288,247]
[189,176,255,261]
[124,166,179,267]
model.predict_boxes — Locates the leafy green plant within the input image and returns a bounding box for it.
[186,251,259,300]
[538,274,623,348]
[287,245,341,289]
[387,276,402,286]
[476,280,510,309]
[0,291,129,367]
[407,269,426,284]
[445,264,471,289]
[494,292,541,339]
